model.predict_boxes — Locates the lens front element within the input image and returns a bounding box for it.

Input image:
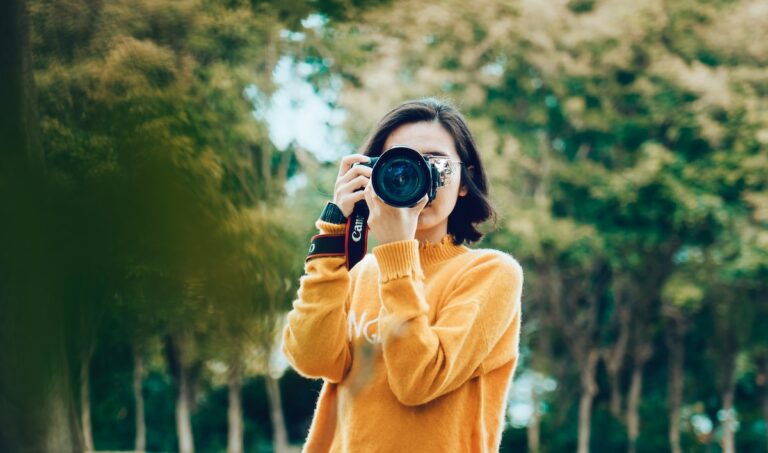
[372,146,432,207]
[381,157,424,202]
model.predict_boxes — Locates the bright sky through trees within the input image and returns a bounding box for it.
[249,55,350,163]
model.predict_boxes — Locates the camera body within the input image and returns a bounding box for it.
[353,146,442,208]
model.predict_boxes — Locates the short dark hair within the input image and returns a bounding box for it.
[360,98,497,245]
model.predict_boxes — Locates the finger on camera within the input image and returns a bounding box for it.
[335,163,369,188]
[338,180,368,200]
[366,181,383,200]
[338,175,369,196]
[336,163,372,186]
[338,154,371,177]
[338,191,367,217]
[349,189,367,204]
[363,184,373,208]
[364,182,382,207]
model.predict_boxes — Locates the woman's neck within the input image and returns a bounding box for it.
[415,221,449,244]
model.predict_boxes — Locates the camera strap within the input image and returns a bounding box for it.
[344,200,370,270]
[305,200,370,270]
[305,234,346,261]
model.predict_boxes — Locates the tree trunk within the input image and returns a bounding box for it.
[227,360,244,453]
[133,344,147,452]
[0,327,80,452]
[721,378,737,453]
[608,371,623,420]
[167,334,196,453]
[527,383,541,453]
[665,318,685,453]
[714,340,738,453]
[0,0,43,171]
[176,364,195,453]
[577,349,600,453]
[627,338,653,453]
[626,359,644,453]
[604,278,630,421]
[0,1,80,451]
[81,354,94,452]
[266,374,290,453]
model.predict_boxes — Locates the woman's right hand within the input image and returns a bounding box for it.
[333,154,373,218]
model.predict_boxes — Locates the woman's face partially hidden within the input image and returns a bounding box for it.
[380,121,467,236]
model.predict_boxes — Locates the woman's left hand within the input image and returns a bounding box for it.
[364,182,429,245]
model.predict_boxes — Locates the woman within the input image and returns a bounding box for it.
[282,98,524,452]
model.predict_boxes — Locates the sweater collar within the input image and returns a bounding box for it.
[417,233,469,267]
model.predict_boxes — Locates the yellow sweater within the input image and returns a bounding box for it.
[282,218,524,453]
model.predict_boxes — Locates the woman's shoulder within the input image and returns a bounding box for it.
[443,248,524,309]
[459,246,524,279]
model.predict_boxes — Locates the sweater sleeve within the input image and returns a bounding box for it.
[281,218,352,383]
[372,240,523,406]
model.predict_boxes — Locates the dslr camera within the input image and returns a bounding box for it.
[352,146,459,207]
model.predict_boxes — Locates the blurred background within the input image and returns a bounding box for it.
[1,0,767,452]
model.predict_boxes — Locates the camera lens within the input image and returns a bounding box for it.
[371,146,431,207]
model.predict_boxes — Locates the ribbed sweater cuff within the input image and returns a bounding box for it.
[315,219,346,235]
[372,240,423,283]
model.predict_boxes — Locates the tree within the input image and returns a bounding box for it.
[0,0,80,450]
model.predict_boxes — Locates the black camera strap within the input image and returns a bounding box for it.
[305,200,370,270]
[344,200,370,270]
[305,234,346,261]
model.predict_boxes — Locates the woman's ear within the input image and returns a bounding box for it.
[459,165,474,197]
